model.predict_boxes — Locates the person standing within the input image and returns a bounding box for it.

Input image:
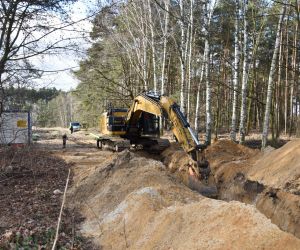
[62,134,68,148]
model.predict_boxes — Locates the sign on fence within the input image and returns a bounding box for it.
[0,111,31,145]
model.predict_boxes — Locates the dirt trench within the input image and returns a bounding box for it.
[202,140,300,239]
[55,139,300,249]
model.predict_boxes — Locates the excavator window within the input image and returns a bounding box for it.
[138,112,160,136]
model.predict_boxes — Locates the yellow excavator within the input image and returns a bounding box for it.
[92,91,216,196]
[96,92,206,160]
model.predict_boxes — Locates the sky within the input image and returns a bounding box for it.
[32,0,98,91]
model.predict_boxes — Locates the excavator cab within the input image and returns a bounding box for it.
[138,112,160,137]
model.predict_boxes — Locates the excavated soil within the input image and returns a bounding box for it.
[61,145,300,249]
[31,128,300,248]
[205,139,300,238]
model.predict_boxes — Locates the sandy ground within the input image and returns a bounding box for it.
[29,128,300,249]
[248,139,300,191]
[205,139,300,238]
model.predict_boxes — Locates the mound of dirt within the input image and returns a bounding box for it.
[248,139,300,194]
[161,143,194,184]
[204,139,300,239]
[67,149,300,249]
[205,140,259,171]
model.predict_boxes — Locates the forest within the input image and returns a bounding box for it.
[1,0,300,147]
[1,1,300,248]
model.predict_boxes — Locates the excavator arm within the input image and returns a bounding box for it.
[125,91,209,174]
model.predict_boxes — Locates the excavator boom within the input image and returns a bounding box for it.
[125,92,207,162]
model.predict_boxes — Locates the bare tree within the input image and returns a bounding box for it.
[147,0,158,91]
[160,0,169,94]
[186,0,194,121]
[230,0,240,141]
[262,1,287,148]
[204,0,218,145]
[0,0,88,112]
[179,0,186,114]
[194,56,204,131]
[239,0,249,144]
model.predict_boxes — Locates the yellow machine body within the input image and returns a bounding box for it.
[99,109,128,136]
[126,94,199,154]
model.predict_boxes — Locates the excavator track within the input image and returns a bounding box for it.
[146,138,170,153]
[96,137,131,152]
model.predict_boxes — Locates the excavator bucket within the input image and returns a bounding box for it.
[187,149,218,198]
[188,174,218,198]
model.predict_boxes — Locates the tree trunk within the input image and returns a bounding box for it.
[230,0,240,141]
[276,29,283,138]
[262,3,286,148]
[179,0,186,114]
[289,20,298,135]
[160,0,169,95]
[147,0,157,91]
[239,0,249,144]
[205,48,211,145]
[187,0,194,121]
[194,59,205,131]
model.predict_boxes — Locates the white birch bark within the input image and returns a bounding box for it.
[262,3,286,148]
[195,0,217,134]
[160,0,170,95]
[204,0,219,144]
[284,28,289,135]
[205,39,211,145]
[230,0,240,141]
[147,0,157,92]
[194,59,205,131]
[239,0,249,144]
[276,29,283,136]
[179,0,186,114]
[204,0,211,145]
[187,0,194,121]
[141,2,148,91]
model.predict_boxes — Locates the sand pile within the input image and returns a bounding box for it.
[248,139,300,194]
[162,143,195,184]
[205,139,300,238]
[67,149,300,249]
[205,140,259,171]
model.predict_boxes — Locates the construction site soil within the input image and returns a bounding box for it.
[1,128,300,249]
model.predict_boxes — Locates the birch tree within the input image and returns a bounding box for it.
[160,0,170,94]
[204,0,218,145]
[194,58,205,131]
[186,0,194,121]
[194,0,217,135]
[262,2,287,148]
[204,0,211,145]
[179,0,186,114]
[239,0,249,144]
[230,0,240,141]
[147,0,158,91]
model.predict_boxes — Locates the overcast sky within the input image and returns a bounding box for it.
[32,0,98,91]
